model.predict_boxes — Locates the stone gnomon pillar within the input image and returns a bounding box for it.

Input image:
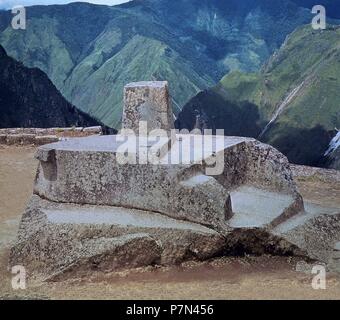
[122,81,174,133]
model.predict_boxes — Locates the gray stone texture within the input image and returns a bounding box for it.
[10,195,226,279]
[32,134,301,233]
[122,81,174,133]
[0,134,7,144]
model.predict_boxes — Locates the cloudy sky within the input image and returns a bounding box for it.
[0,0,130,9]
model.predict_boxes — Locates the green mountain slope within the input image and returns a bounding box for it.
[62,34,213,127]
[177,26,340,167]
[0,0,311,127]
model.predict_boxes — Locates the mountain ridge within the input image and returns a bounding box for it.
[177,25,340,168]
[0,0,312,127]
[0,44,112,130]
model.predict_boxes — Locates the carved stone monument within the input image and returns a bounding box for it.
[10,81,340,280]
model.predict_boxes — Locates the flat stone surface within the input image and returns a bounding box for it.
[158,134,245,165]
[125,81,168,88]
[228,186,295,228]
[334,242,340,251]
[38,134,250,169]
[39,133,244,155]
[273,203,340,234]
[180,174,213,187]
[44,205,218,234]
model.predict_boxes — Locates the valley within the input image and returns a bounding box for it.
[177,25,340,169]
[0,0,312,127]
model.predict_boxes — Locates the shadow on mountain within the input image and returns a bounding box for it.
[175,90,263,137]
[176,90,335,168]
[0,45,116,134]
[263,125,335,167]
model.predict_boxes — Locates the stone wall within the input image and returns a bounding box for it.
[0,126,102,146]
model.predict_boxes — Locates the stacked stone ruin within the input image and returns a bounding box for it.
[0,127,102,146]
[10,81,340,280]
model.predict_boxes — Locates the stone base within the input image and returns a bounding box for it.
[10,195,226,280]
[10,134,340,279]
[273,207,340,267]
[10,193,340,279]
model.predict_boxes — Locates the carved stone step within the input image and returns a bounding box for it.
[228,186,297,228]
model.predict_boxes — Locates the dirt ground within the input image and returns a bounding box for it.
[0,145,340,300]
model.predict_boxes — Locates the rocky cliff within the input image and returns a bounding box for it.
[0,45,109,130]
